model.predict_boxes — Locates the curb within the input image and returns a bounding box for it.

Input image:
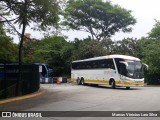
[0,89,47,105]
[144,85,160,87]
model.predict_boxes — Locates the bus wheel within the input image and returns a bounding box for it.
[76,78,81,85]
[81,78,85,85]
[126,87,130,90]
[111,80,116,89]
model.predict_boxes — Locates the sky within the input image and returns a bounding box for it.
[10,0,160,43]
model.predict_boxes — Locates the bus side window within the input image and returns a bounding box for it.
[90,61,94,69]
[78,63,81,69]
[86,61,91,69]
[100,60,107,68]
[92,61,97,68]
[104,59,115,69]
[109,59,115,70]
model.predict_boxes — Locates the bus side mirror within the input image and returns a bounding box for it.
[142,63,148,70]
[119,61,128,67]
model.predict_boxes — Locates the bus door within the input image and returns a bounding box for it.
[119,62,128,83]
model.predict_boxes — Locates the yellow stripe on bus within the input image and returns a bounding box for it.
[85,80,109,84]
[116,81,144,85]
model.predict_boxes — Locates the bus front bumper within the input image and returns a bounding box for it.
[116,81,144,87]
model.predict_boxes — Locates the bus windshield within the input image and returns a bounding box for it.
[126,60,144,79]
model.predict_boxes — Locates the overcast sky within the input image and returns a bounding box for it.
[11,0,160,43]
[110,0,160,40]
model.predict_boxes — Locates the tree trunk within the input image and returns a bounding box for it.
[15,0,27,96]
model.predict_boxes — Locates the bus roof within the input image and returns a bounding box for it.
[72,54,140,63]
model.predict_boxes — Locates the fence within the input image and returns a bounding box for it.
[0,64,40,99]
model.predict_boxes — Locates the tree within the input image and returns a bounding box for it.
[71,38,106,60]
[148,20,160,39]
[44,36,68,76]
[112,38,139,56]
[138,39,160,84]
[101,38,114,54]
[64,0,136,41]
[23,38,38,63]
[27,36,72,76]
[0,0,62,95]
[0,0,61,63]
[0,37,18,63]
[137,21,160,84]
[0,23,18,63]
[144,20,160,77]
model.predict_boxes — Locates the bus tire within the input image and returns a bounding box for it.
[92,84,98,87]
[80,78,85,85]
[126,87,130,90]
[76,78,81,85]
[110,80,116,89]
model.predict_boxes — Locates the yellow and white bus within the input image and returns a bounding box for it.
[71,55,147,89]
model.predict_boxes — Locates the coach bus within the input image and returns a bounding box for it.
[34,63,53,83]
[71,55,147,89]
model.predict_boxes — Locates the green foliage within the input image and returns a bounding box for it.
[112,38,139,57]
[23,39,38,63]
[46,37,70,76]
[0,0,63,79]
[140,40,160,71]
[0,23,6,35]
[23,37,108,76]
[101,38,114,54]
[1,0,160,86]
[23,36,72,76]
[136,20,160,84]
[0,37,18,63]
[0,23,18,63]
[142,41,160,74]
[20,33,160,85]
[1,0,61,31]
[77,39,106,59]
[136,37,160,84]
[148,20,160,39]
[70,38,107,60]
[64,0,136,41]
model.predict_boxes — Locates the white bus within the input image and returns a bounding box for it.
[71,54,147,89]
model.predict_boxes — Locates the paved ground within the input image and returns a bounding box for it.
[0,83,160,120]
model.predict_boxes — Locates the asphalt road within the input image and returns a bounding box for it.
[0,83,160,120]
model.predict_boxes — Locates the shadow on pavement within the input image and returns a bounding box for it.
[83,84,142,91]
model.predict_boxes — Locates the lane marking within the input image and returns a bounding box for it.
[0,89,47,105]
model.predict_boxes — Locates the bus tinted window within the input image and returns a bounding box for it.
[105,59,115,69]
[72,59,115,70]
[114,58,123,73]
